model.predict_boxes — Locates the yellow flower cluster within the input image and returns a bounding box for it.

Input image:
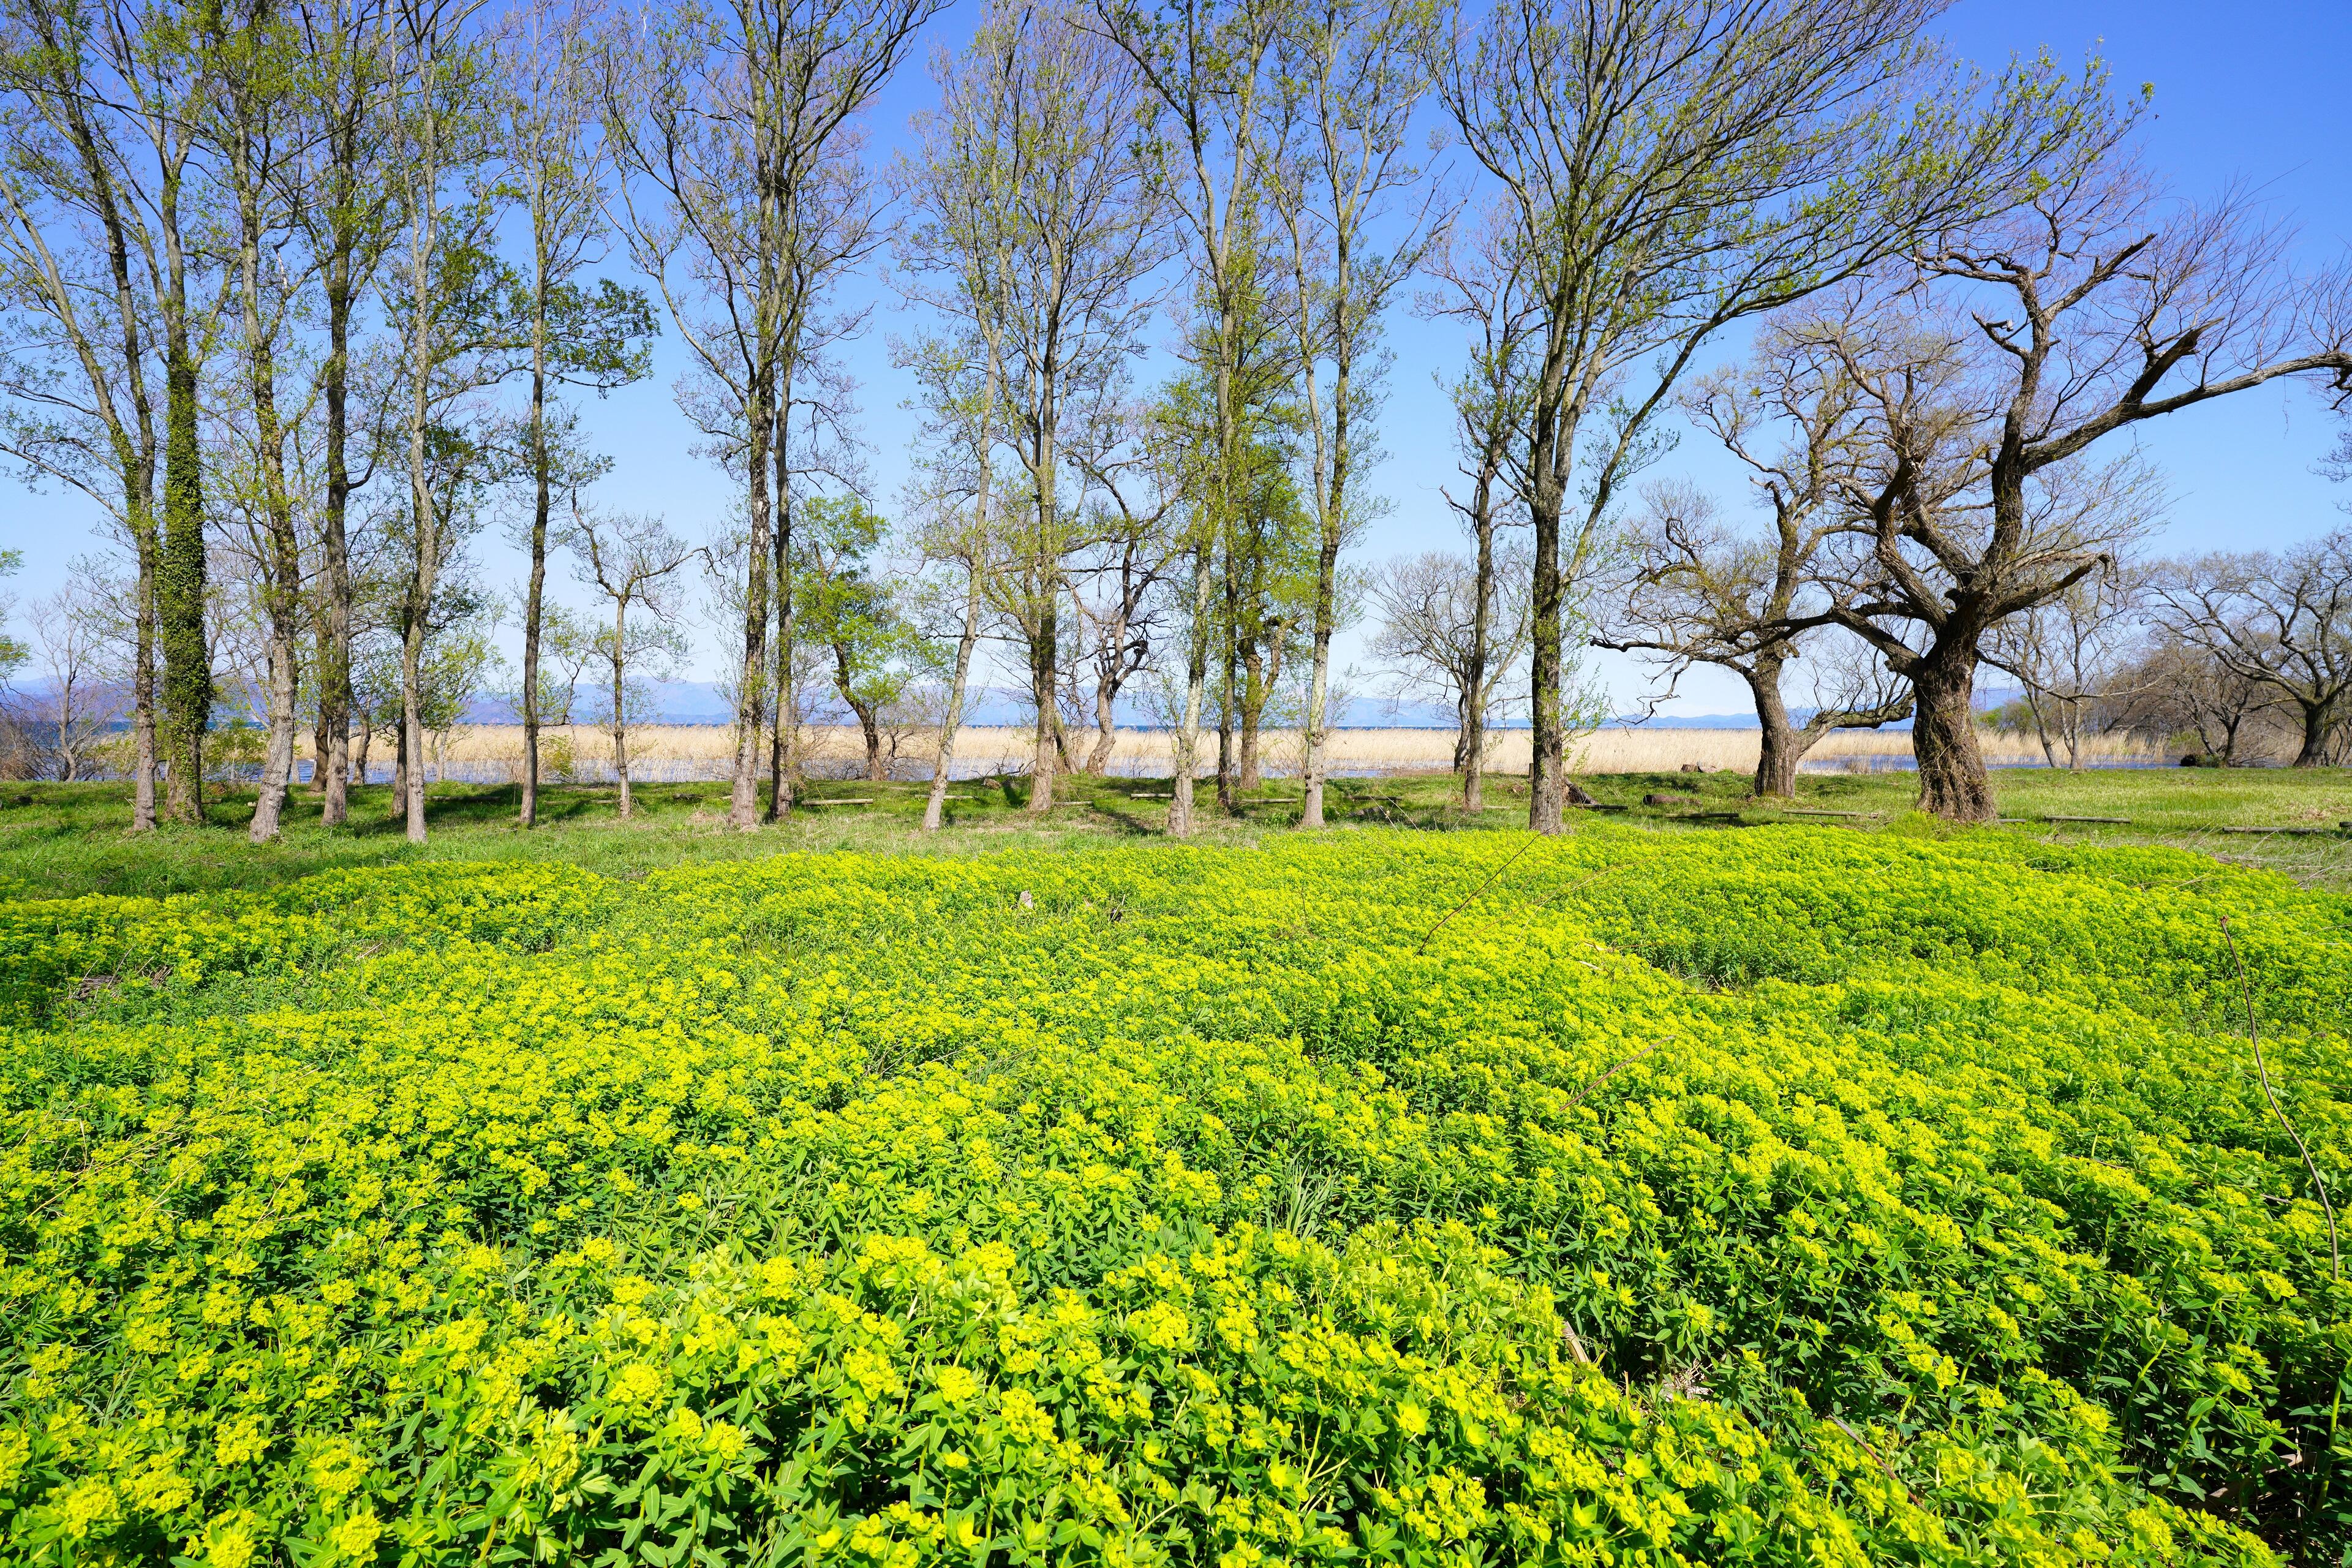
[1,831,2342,1566]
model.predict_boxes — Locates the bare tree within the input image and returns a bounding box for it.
[1804,170,2352,817]
[567,503,696,816]
[2109,636,2281,764]
[390,0,500,845]
[1071,413,1181,774]
[1597,328,1912,796]
[2152,532,2352,767]
[930,1,1161,815]
[895,18,1021,829]
[761,163,878,823]
[1370,545,1528,775]
[28,559,129,782]
[1985,563,2148,770]
[899,404,996,829]
[110,0,219,823]
[291,0,402,829]
[202,0,320,842]
[1419,206,1540,810]
[1430,0,2103,834]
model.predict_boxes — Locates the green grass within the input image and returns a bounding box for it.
[3,761,2348,899]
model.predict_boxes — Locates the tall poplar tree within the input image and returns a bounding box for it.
[1092,0,1284,837]
[497,0,652,829]
[606,0,940,831]
[0,0,164,827]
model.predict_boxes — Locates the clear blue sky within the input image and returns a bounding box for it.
[6,0,2348,716]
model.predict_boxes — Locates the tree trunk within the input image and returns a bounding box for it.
[1237,636,1265,791]
[1911,651,1994,822]
[611,603,631,818]
[130,528,159,831]
[859,704,884,781]
[1028,600,1058,813]
[1526,475,1564,833]
[1216,616,1238,813]
[1086,666,1118,775]
[766,386,794,823]
[399,581,432,843]
[319,235,356,827]
[1301,492,1340,829]
[399,143,440,847]
[1749,661,1802,799]
[2293,702,2331,767]
[391,715,407,809]
[733,371,773,828]
[1169,532,1212,839]
[249,584,301,842]
[239,156,301,845]
[922,557,986,834]
[309,622,331,794]
[1462,506,1496,813]
[521,333,549,826]
[156,154,208,826]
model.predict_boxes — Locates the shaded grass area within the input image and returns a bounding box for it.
[3,760,2349,899]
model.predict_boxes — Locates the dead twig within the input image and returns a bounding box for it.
[2220,916,2341,1283]
[1565,1041,1662,1109]
[1415,837,1536,955]
[1826,1415,1918,1506]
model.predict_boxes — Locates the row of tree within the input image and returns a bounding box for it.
[4,0,2348,834]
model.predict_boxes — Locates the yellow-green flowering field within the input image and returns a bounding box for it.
[3,827,2348,1566]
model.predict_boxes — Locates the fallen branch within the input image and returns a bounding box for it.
[1565,1041,1662,1109]
[2221,916,2341,1283]
[1415,837,1537,955]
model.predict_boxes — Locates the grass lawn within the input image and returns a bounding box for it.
[3,760,2349,899]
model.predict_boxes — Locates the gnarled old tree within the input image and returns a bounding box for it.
[1799,165,2352,820]
[1599,328,1912,797]
[2152,530,2352,767]
[1430,0,2103,834]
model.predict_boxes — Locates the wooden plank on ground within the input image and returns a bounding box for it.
[1779,808,1868,818]
[2044,815,2128,824]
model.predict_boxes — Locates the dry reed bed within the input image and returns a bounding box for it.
[358,723,2154,782]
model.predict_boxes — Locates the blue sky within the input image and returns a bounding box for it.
[6,0,2348,716]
